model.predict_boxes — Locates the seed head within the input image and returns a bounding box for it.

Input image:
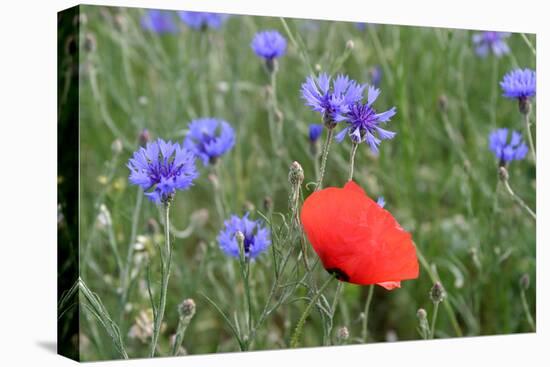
[289,161,304,187]
[520,273,530,290]
[178,298,196,320]
[430,282,446,304]
[337,326,349,341]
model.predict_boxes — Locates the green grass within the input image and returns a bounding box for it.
[66,5,535,361]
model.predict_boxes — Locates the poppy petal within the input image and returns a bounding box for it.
[301,180,419,289]
[377,281,401,290]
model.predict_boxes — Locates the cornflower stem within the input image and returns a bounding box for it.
[520,289,536,332]
[150,202,172,357]
[316,127,334,191]
[326,282,344,344]
[361,284,375,342]
[523,110,536,163]
[430,302,440,339]
[237,235,253,350]
[290,275,336,348]
[172,318,191,356]
[348,142,359,181]
[502,177,536,220]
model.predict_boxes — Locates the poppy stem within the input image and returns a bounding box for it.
[316,127,334,191]
[290,275,336,348]
[150,201,172,357]
[348,142,359,181]
[430,302,439,339]
[523,109,536,163]
[361,284,375,342]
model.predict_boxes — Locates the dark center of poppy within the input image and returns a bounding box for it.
[326,267,350,282]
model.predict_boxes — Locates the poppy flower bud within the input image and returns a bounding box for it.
[417,308,427,320]
[289,161,304,187]
[416,308,430,339]
[430,282,446,304]
[519,273,530,290]
[346,39,355,50]
[178,298,196,321]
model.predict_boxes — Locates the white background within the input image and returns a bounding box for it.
[0,0,547,365]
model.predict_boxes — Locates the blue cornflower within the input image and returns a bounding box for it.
[301,73,366,127]
[141,10,178,34]
[472,31,510,57]
[335,85,397,153]
[488,128,528,164]
[251,30,287,61]
[218,213,271,259]
[177,11,228,30]
[500,68,536,101]
[128,139,198,204]
[376,196,386,208]
[308,124,323,143]
[184,118,235,165]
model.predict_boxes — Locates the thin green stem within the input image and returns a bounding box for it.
[430,302,440,339]
[520,33,536,56]
[502,179,536,220]
[316,128,334,191]
[348,142,359,181]
[171,319,191,356]
[290,275,335,348]
[119,190,143,324]
[150,202,172,357]
[361,285,375,342]
[520,289,536,332]
[523,110,536,163]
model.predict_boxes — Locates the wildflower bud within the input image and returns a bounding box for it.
[138,128,150,147]
[289,161,304,187]
[518,97,531,115]
[111,139,123,154]
[438,94,448,112]
[96,204,112,230]
[337,326,349,342]
[190,209,209,228]
[263,196,273,212]
[498,166,509,181]
[519,273,530,290]
[114,14,127,32]
[430,282,446,304]
[178,298,196,321]
[146,218,159,234]
[315,64,322,72]
[416,308,430,339]
[346,39,355,50]
[83,33,97,53]
[65,35,78,57]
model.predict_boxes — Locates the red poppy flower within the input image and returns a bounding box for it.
[300,180,419,290]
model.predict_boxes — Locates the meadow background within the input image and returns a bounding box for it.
[61,5,535,361]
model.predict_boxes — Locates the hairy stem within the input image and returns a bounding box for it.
[523,110,536,163]
[348,142,359,181]
[316,128,334,191]
[290,275,335,348]
[150,202,172,357]
[430,302,440,339]
[502,179,536,220]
